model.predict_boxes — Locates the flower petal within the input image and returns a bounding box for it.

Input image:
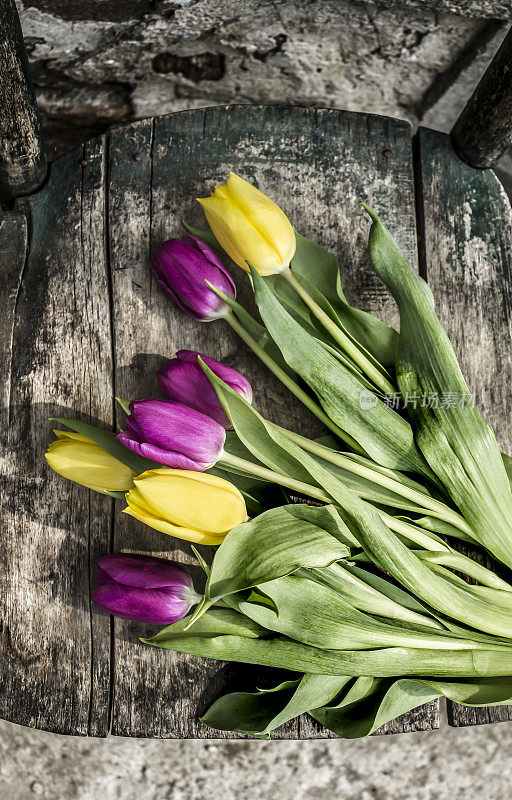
[122,502,226,545]
[92,582,192,624]
[125,468,247,536]
[97,552,194,590]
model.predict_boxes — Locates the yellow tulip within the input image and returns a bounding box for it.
[45,431,136,493]
[197,172,296,276]
[123,468,247,545]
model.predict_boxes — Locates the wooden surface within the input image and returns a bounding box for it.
[0,105,510,738]
[0,0,46,201]
[0,142,111,734]
[451,25,512,169]
[416,127,512,727]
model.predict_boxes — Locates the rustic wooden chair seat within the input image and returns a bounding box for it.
[1,3,512,738]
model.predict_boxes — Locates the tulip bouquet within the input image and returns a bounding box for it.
[46,173,512,738]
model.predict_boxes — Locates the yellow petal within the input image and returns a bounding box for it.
[125,468,247,535]
[122,503,226,545]
[197,173,296,276]
[45,437,136,492]
[198,194,262,272]
[225,173,296,269]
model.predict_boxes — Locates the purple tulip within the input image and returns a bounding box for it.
[158,350,253,429]
[151,234,236,321]
[116,399,226,470]
[91,553,199,624]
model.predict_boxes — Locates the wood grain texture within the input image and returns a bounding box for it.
[0,0,46,201]
[1,106,445,738]
[108,106,438,738]
[0,140,112,735]
[451,25,512,169]
[415,127,512,728]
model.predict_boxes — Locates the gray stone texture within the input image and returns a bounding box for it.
[2,714,512,800]
[376,0,512,19]
[16,0,510,158]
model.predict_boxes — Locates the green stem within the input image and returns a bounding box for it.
[283,269,396,396]
[279,427,475,539]
[378,511,450,551]
[416,551,512,592]
[219,451,508,591]
[218,451,332,504]
[219,452,457,554]
[225,311,365,455]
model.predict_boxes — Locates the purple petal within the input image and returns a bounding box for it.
[92,583,192,624]
[123,400,226,465]
[116,431,211,470]
[183,235,233,279]
[94,566,116,587]
[97,553,194,590]
[158,359,232,428]
[150,237,235,321]
[177,350,253,403]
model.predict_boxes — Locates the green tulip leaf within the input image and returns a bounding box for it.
[145,607,267,644]
[234,573,510,652]
[115,397,131,416]
[204,503,350,604]
[145,609,512,678]
[311,675,512,738]
[201,672,512,739]
[200,368,512,639]
[201,674,349,739]
[364,206,512,570]
[248,264,429,476]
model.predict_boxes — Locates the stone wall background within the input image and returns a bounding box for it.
[16,0,512,160]
[2,714,512,800]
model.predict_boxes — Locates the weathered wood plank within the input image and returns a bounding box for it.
[415,126,512,728]
[0,142,112,735]
[109,106,438,738]
[0,0,46,201]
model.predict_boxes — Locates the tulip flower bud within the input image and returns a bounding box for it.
[45,430,136,493]
[91,553,200,624]
[151,234,236,321]
[123,469,247,544]
[197,172,296,276]
[116,399,226,470]
[158,350,252,429]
